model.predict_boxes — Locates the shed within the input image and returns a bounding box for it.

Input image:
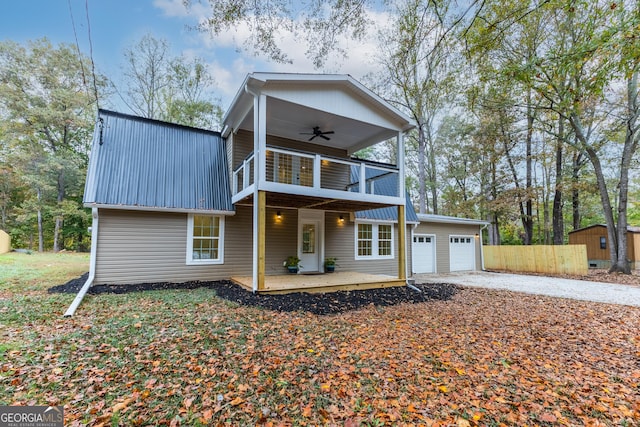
[568,224,640,269]
[0,230,9,254]
[412,214,488,274]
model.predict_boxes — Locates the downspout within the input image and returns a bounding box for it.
[64,208,98,317]
[479,223,488,271]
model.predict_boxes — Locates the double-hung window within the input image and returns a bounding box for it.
[187,214,224,264]
[355,222,394,259]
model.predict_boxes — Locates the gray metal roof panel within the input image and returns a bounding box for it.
[84,110,233,212]
[348,164,418,222]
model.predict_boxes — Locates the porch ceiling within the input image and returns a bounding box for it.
[236,97,396,154]
[235,192,395,212]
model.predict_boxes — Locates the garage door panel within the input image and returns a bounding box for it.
[413,234,435,273]
[449,235,475,271]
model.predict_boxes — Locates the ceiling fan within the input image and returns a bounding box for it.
[301,126,335,141]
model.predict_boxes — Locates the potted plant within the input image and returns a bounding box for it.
[284,256,302,274]
[324,257,338,273]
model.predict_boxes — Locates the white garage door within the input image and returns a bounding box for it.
[413,234,435,273]
[449,235,475,271]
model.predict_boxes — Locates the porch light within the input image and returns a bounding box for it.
[339,215,345,223]
[277,211,282,219]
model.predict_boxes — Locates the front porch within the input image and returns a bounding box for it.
[231,271,406,294]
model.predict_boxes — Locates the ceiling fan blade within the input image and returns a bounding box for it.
[320,134,331,140]
[308,135,317,141]
[321,131,335,135]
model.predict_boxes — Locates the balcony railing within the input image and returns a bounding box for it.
[232,147,400,199]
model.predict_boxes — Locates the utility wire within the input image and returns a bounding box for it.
[67,0,88,87]
[85,0,101,111]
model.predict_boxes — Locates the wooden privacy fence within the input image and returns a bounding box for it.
[483,244,588,275]
[0,230,10,254]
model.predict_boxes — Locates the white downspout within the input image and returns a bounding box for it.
[64,208,98,317]
[479,223,488,271]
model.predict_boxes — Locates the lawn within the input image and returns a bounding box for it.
[1,252,639,426]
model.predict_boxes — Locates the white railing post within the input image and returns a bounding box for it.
[243,159,249,189]
[359,163,367,194]
[233,170,238,195]
[314,154,322,189]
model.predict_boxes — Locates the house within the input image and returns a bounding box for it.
[412,214,488,274]
[66,72,484,315]
[568,224,640,269]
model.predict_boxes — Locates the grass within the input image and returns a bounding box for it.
[1,252,639,426]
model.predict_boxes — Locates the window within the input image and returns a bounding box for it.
[187,214,224,264]
[378,224,392,256]
[356,222,394,259]
[600,236,606,250]
[357,223,373,256]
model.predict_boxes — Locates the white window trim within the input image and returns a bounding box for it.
[355,221,395,260]
[186,214,225,265]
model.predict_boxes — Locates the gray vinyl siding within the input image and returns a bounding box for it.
[265,207,298,275]
[325,212,411,277]
[94,208,253,285]
[413,222,482,273]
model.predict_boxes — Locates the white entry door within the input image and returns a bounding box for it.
[413,234,435,273]
[298,210,324,273]
[449,235,476,271]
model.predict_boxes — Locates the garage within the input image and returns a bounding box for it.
[449,235,476,271]
[412,214,487,274]
[412,234,435,273]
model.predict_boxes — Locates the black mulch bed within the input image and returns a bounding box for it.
[49,273,459,315]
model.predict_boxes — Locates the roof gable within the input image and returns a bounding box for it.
[84,110,233,212]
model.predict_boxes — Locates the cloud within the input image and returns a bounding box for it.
[152,0,189,17]
[155,2,394,106]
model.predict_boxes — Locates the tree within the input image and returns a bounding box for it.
[0,39,99,251]
[377,0,460,214]
[122,34,170,119]
[187,0,373,68]
[509,0,639,271]
[120,34,223,129]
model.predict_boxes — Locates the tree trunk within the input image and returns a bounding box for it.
[571,151,583,231]
[53,169,65,252]
[611,70,639,273]
[427,130,438,215]
[37,187,44,252]
[570,113,621,270]
[552,116,564,244]
[417,121,427,214]
[523,88,534,245]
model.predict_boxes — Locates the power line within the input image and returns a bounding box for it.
[67,0,88,87]
[85,0,101,111]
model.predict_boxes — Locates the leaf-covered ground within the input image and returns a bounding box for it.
[1,253,640,426]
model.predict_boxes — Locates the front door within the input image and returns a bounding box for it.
[298,209,324,273]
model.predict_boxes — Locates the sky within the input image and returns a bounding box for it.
[0,0,388,112]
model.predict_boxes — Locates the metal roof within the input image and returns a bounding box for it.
[84,110,234,212]
[568,224,640,234]
[350,164,419,223]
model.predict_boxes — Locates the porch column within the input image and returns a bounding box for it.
[257,190,266,290]
[398,204,406,280]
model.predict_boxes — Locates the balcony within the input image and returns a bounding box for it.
[232,146,403,209]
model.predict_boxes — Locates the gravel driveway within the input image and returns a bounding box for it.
[414,271,640,307]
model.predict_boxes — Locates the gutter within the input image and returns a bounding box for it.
[64,208,98,317]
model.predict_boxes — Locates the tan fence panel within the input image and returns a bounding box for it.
[0,230,10,254]
[483,245,588,275]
